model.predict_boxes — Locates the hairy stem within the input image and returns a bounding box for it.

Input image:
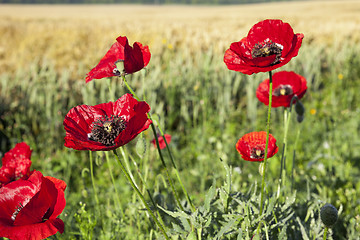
[113,149,169,240]
[259,70,273,216]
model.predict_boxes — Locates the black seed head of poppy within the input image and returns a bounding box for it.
[320,203,338,227]
[250,146,265,159]
[252,41,283,65]
[88,115,127,146]
[273,84,294,97]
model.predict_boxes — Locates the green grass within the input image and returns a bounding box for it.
[0,38,360,239]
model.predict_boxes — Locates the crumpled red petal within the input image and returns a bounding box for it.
[0,170,66,240]
[236,131,278,162]
[0,142,32,186]
[256,71,307,108]
[63,93,152,151]
[85,36,151,83]
[224,19,304,75]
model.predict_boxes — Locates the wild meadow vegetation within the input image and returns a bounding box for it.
[0,1,360,239]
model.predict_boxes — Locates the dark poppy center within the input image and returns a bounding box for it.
[88,115,127,146]
[251,40,283,65]
[250,146,264,160]
[273,84,294,96]
[112,68,122,76]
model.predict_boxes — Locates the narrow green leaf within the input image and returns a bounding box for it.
[278,224,288,240]
[296,217,310,240]
[215,216,239,239]
[204,181,216,212]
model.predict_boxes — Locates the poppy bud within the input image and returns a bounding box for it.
[295,101,305,116]
[320,203,338,227]
[297,114,304,123]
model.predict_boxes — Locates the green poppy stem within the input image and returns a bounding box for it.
[125,148,168,230]
[123,78,140,101]
[279,107,292,188]
[291,127,300,192]
[122,75,194,213]
[259,70,273,216]
[113,149,170,240]
[157,126,196,212]
[149,123,188,213]
[323,227,328,240]
[89,150,99,205]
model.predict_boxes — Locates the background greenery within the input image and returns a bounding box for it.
[0,1,359,239]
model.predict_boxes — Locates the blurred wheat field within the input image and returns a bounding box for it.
[0,0,360,76]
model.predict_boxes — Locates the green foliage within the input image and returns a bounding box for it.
[0,39,360,239]
[74,202,97,240]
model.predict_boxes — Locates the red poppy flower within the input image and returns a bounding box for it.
[0,142,32,187]
[63,93,152,151]
[236,131,278,162]
[151,134,172,150]
[0,170,66,240]
[256,71,307,108]
[85,36,151,83]
[224,19,304,75]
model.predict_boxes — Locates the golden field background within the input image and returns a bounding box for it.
[0,0,360,76]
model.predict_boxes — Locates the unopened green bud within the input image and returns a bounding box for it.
[320,203,338,227]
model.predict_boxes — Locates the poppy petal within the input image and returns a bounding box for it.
[224,19,303,75]
[85,41,125,83]
[236,131,278,162]
[86,36,150,83]
[63,93,151,151]
[0,219,64,240]
[256,71,307,108]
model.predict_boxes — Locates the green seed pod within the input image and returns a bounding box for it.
[295,101,305,116]
[320,203,338,227]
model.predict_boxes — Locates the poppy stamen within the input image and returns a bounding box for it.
[250,147,265,160]
[88,115,127,146]
[273,84,294,96]
[251,40,283,65]
[11,202,24,221]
